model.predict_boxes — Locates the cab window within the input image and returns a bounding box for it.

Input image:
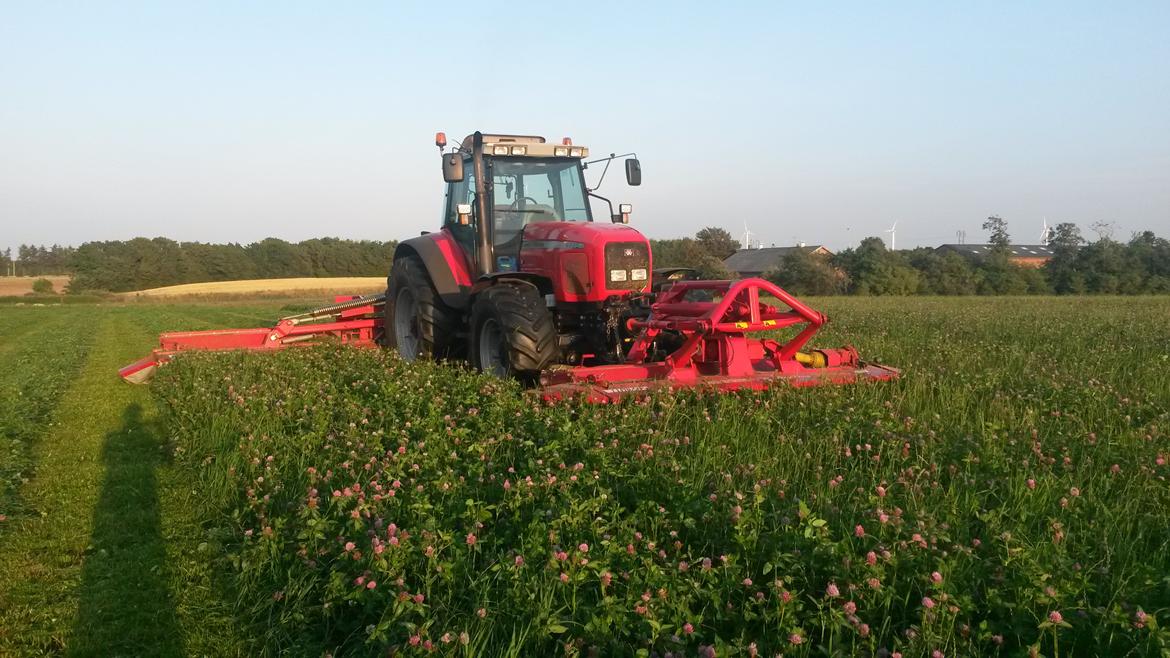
[444,159,475,226]
[557,166,588,221]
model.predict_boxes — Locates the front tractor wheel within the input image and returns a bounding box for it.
[386,257,458,361]
[470,283,558,383]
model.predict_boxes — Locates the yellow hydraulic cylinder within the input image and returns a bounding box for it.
[795,351,828,368]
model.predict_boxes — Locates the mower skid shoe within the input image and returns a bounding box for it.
[118,355,163,384]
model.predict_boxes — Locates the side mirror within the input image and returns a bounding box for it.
[443,154,464,183]
[624,158,642,186]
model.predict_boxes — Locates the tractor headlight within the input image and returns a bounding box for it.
[554,146,569,157]
[510,145,527,155]
[604,241,649,290]
[569,147,584,157]
[492,145,509,155]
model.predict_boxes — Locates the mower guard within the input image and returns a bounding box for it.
[539,361,899,403]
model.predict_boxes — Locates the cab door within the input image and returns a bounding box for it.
[442,158,477,268]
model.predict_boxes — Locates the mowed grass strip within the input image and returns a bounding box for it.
[0,308,94,520]
[0,313,175,654]
[0,307,246,656]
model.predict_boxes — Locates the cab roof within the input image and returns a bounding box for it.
[459,133,589,158]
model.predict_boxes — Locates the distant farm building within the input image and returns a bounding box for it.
[935,244,1056,268]
[723,245,833,278]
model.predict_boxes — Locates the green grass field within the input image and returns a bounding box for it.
[1,297,1168,657]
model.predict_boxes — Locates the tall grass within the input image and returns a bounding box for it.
[155,297,1170,656]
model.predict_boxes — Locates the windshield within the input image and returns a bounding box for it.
[487,158,591,223]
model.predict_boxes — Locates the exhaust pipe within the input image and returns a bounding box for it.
[472,131,493,277]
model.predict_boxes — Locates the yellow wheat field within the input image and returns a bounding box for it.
[124,277,387,298]
[0,275,71,296]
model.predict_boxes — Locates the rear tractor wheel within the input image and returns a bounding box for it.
[385,256,458,361]
[470,282,558,383]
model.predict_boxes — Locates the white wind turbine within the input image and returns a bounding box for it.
[741,221,759,250]
[885,221,898,250]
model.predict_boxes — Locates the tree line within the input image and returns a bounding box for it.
[12,234,731,294]
[650,221,1170,296]
[62,238,398,292]
[764,221,1170,296]
[0,245,76,276]
[5,220,1167,295]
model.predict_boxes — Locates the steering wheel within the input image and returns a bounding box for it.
[509,196,538,211]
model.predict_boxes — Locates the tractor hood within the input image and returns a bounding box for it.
[518,221,652,302]
[521,221,647,246]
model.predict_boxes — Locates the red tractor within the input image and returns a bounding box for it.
[121,131,897,401]
[386,131,656,380]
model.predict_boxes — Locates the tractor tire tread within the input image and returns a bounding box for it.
[386,256,459,360]
[471,283,558,378]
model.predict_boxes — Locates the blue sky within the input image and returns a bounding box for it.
[1,1,1167,253]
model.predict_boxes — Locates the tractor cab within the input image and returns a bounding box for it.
[437,132,641,280]
[441,134,593,270]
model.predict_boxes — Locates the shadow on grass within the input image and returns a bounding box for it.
[69,403,184,657]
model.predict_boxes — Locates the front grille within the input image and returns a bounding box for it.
[604,242,650,290]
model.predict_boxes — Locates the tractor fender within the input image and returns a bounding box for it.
[393,234,473,309]
[471,272,554,300]
[651,267,701,293]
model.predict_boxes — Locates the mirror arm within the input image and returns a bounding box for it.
[585,152,637,192]
[584,151,637,166]
[589,159,612,191]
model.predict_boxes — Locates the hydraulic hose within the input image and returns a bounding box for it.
[281,293,386,324]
